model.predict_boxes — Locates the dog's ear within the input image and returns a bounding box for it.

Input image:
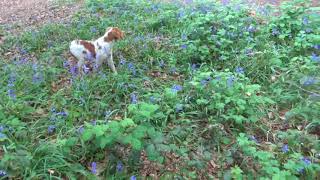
[104,27,124,42]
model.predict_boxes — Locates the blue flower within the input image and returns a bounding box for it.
[130,93,138,104]
[91,120,97,126]
[127,62,136,75]
[48,125,56,134]
[305,28,312,34]
[178,10,185,18]
[247,25,256,33]
[301,157,311,166]
[56,111,68,117]
[70,65,78,77]
[282,144,289,153]
[170,67,177,74]
[181,34,187,40]
[235,67,244,74]
[32,73,43,84]
[302,77,317,86]
[272,28,280,36]
[130,175,137,180]
[250,135,258,143]
[8,89,16,99]
[191,63,200,71]
[314,44,320,50]
[63,60,69,68]
[227,76,235,87]
[201,77,212,86]
[8,73,16,87]
[78,126,84,134]
[302,17,309,25]
[175,104,183,113]
[159,60,165,68]
[0,126,4,132]
[311,53,320,63]
[116,162,123,172]
[221,0,230,6]
[83,64,90,74]
[181,44,187,49]
[245,48,254,56]
[91,162,97,174]
[171,84,182,93]
[0,132,6,139]
[0,170,6,177]
[90,27,97,33]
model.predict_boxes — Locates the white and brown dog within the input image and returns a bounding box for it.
[69,27,124,74]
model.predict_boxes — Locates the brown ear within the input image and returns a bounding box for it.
[104,27,124,42]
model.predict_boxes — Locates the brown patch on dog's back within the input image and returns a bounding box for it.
[79,40,96,59]
[104,27,124,42]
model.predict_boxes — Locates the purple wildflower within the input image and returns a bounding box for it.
[0,170,6,177]
[19,48,28,55]
[91,162,97,174]
[302,77,317,86]
[130,175,137,180]
[250,135,259,143]
[221,0,230,6]
[8,74,16,87]
[301,157,311,166]
[63,60,69,68]
[247,25,256,33]
[282,144,289,153]
[127,62,136,75]
[70,65,78,77]
[159,60,165,68]
[305,28,312,34]
[314,45,320,50]
[227,76,235,87]
[48,125,56,134]
[170,67,176,74]
[272,28,280,36]
[8,89,16,99]
[116,162,123,172]
[245,48,254,56]
[191,63,200,71]
[130,93,138,104]
[311,53,320,63]
[181,34,187,40]
[78,126,84,134]
[56,111,68,117]
[235,67,244,74]
[181,44,187,49]
[0,126,4,132]
[83,64,90,74]
[90,27,97,33]
[171,84,183,93]
[32,73,43,84]
[176,104,183,113]
[302,17,309,25]
[0,133,6,139]
[91,120,97,126]
[298,168,305,174]
[178,10,185,18]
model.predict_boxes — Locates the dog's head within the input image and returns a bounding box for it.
[104,27,125,42]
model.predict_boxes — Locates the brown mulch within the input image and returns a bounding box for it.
[0,0,83,34]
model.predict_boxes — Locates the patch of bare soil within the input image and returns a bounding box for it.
[0,0,83,34]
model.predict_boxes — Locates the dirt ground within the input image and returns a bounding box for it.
[0,0,83,34]
[0,0,318,35]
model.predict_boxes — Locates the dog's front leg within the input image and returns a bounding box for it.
[107,50,117,74]
[77,58,85,75]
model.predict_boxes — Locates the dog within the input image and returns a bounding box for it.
[69,27,124,74]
